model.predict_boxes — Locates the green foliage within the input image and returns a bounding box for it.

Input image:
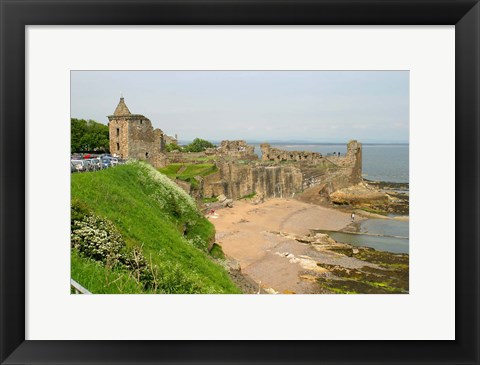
[239,192,256,200]
[71,198,90,225]
[72,214,126,265]
[165,143,183,152]
[179,164,218,178]
[209,243,225,260]
[158,163,183,178]
[71,209,155,287]
[71,161,240,294]
[202,197,219,203]
[185,156,216,162]
[71,250,146,294]
[158,163,218,189]
[71,118,109,153]
[177,164,218,188]
[183,138,215,153]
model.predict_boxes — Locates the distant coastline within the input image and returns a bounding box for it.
[179,140,409,146]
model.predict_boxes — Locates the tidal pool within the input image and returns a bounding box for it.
[315,219,409,254]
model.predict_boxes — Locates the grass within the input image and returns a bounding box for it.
[71,249,147,294]
[71,162,240,294]
[202,197,219,203]
[239,192,256,200]
[209,243,226,260]
[184,155,217,162]
[158,163,218,188]
[157,163,183,178]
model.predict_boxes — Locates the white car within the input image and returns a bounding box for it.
[71,160,85,172]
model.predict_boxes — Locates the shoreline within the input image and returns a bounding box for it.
[209,197,409,294]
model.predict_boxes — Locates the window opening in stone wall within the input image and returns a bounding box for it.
[140,120,143,125]
[117,143,120,151]
[116,128,119,137]
[145,152,149,158]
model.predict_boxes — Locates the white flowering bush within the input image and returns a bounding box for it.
[71,210,155,287]
[71,215,124,265]
[187,234,205,250]
[133,161,198,215]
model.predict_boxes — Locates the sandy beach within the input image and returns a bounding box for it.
[210,198,373,293]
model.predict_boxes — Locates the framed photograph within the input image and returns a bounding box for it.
[1,0,478,364]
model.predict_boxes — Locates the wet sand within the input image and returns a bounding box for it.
[210,198,371,293]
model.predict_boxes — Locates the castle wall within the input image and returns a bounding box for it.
[164,135,178,145]
[204,140,258,160]
[108,118,130,159]
[202,140,363,200]
[260,144,323,163]
[202,163,304,199]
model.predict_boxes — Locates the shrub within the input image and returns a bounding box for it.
[71,213,155,288]
[183,138,215,152]
[165,143,183,152]
[71,215,125,265]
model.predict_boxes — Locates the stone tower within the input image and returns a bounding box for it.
[107,97,167,167]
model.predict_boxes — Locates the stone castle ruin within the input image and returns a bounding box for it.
[206,140,257,160]
[202,140,362,201]
[260,143,324,163]
[106,97,363,203]
[108,97,174,167]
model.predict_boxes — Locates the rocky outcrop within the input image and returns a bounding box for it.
[328,181,409,215]
[329,183,389,205]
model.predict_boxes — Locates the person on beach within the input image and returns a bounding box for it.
[351,212,355,222]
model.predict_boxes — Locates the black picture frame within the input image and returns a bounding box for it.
[1,0,478,364]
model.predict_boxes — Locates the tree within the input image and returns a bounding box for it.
[165,143,183,152]
[183,138,215,153]
[71,118,110,153]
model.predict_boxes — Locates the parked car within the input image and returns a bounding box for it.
[70,162,76,173]
[87,158,102,171]
[100,158,112,169]
[82,159,95,172]
[71,160,85,172]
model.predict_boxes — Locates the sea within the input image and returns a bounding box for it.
[250,142,410,253]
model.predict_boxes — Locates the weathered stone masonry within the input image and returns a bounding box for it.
[260,143,324,163]
[108,97,167,168]
[202,140,363,200]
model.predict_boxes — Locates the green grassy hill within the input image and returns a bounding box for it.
[158,163,218,188]
[71,161,240,294]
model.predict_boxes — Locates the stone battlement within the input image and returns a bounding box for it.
[205,140,257,159]
[260,144,323,163]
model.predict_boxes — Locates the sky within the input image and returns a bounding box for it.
[71,71,409,143]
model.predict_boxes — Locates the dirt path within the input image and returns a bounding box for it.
[210,198,366,293]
